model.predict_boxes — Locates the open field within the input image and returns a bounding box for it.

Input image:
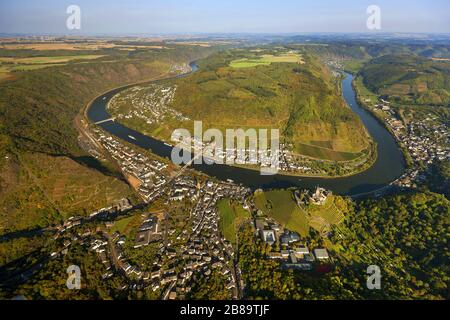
[0,54,105,80]
[218,199,251,244]
[254,190,346,237]
[230,53,304,68]
[295,143,361,161]
[254,190,310,236]
[0,55,104,64]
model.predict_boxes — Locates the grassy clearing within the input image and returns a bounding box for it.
[295,143,361,161]
[230,53,303,69]
[111,215,141,236]
[0,55,104,65]
[254,190,310,237]
[218,199,251,245]
[254,190,346,237]
[0,55,105,77]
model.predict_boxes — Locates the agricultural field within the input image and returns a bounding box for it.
[0,54,105,78]
[229,53,304,68]
[218,199,251,245]
[0,42,115,51]
[254,190,310,237]
[254,190,346,237]
[295,142,362,161]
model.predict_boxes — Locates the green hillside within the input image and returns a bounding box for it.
[360,55,450,106]
[172,50,371,156]
[110,48,372,160]
[0,45,216,235]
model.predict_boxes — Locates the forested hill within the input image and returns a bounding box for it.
[0,46,216,158]
[167,49,371,157]
[238,191,449,300]
[360,55,450,106]
[0,46,216,235]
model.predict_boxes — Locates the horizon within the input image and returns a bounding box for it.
[2,31,450,37]
[1,0,449,35]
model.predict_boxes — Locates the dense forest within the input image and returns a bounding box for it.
[360,55,450,106]
[238,192,449,300]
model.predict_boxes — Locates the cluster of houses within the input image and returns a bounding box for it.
[98,177,251,300]
[93,129,169,202]
[370,101,449,189]
[171,133,282,171]
[107,84,190,126]
[165,178,250,299]
[256,217,330,271]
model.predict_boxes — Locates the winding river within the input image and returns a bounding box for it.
[87,63,405,196]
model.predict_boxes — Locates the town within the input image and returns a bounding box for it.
[106,82,375,178]
[29,120,343,300]
[366,99,449,190]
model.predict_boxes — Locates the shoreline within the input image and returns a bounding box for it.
[85,61,405,196]
[87,67,379,180]
[351,76,410,169]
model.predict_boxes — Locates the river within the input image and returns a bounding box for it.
[87,64,405,196]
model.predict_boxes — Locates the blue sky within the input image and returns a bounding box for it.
[0,0,449,34]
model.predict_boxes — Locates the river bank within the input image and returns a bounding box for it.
[87,65,405,196]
